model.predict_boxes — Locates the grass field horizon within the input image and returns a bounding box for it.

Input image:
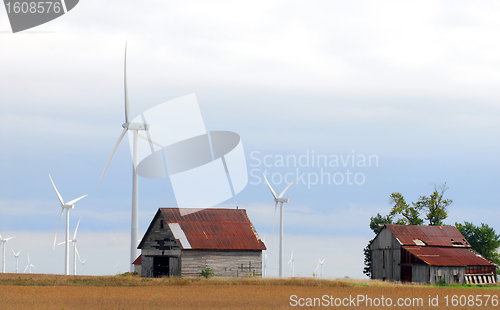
[2,273,500,309]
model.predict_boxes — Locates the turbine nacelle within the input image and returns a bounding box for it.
[275,198,289,203]
[122,122,149,131]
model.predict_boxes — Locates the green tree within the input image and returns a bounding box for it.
[455,221,500,269]
[414,183,452,226]
[363,183,451,278]
[389,192,423,225]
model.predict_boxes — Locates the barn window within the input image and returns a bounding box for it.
[160,220,164,229]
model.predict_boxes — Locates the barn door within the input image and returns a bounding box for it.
[153,256,170,277]
[401,266,412,283]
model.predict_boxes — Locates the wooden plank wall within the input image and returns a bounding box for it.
[181,250,262,278]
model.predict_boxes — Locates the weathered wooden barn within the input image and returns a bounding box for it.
[137,208,266,278]
[371,224,496,284]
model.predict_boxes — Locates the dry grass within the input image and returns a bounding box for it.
[0,274,499,309]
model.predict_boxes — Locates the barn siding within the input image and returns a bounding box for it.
[411,265,430,283]
[371,227,401,281]
[429,266,465,284]
[181,250,262,278]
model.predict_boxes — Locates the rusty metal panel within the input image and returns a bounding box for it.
[402,246,494,266]
[386,224,470,247]
[160,208,266,251]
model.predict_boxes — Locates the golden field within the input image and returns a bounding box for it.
[0,274,499,309]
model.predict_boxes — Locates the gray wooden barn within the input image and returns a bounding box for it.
[371,224,496,284]
[136,207,266,278]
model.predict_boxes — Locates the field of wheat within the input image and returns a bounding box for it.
[1,274,499,309]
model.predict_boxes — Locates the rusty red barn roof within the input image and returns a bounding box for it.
[385,224,470,247]
[158,208,266,251]
[403,246,493,266]
[132,255,141,265]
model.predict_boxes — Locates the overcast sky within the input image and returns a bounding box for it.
[1,0,500,278]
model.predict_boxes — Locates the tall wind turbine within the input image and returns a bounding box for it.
[24,254,35,274]
[0,235,14,273]
[58,219,81,275]
[288,249,295,277]
[99,43,149,272]
[263,174,296,278]
[12,249,22,273]
[50,175,87,275]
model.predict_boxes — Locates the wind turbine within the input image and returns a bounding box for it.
[115,260,120,274]
[49,174,87,275]
[24,254,34,274]
[0,235,14,273]
[58,219,81,275]
[288,249,295,277]
[12,249,22,273]
[318,258,325,279]
[99,43,149,272]
[79,256,88,275]
[263,174,296,278]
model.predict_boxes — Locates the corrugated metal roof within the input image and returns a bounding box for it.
[403,246,494,266]
[386,224,470,247]
[160,208,266,251]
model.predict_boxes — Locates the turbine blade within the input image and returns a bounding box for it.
[99,128,128,189]
[24,265,29,273]
[66,195,87,206]
[57,241,67,246]
[263,174,277,199]
[137,132,164,148]
[75,246,81,261]
[124,42,130,124]
[278,178,297,198]
[53,208,64,249]
[49,175,64,204]
[4,237,14,241]
[73,219,81,239]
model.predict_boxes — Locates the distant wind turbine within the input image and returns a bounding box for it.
[0,235,14,273]
[58,219,81,275]
[24,254,35,274]
[12,249,22,273]
[263,174,296,278]
[78,256,88,275]
[318,258,325,279]
[288,249,295,277]
[49,174,87,275]
[115,260,120,274]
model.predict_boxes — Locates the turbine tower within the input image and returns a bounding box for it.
[12,249,22,273]
[99,43,149,272]
[263,174,296,278]
[58,219,81,275]
[0,235,14,273]
[50,175,87,275]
